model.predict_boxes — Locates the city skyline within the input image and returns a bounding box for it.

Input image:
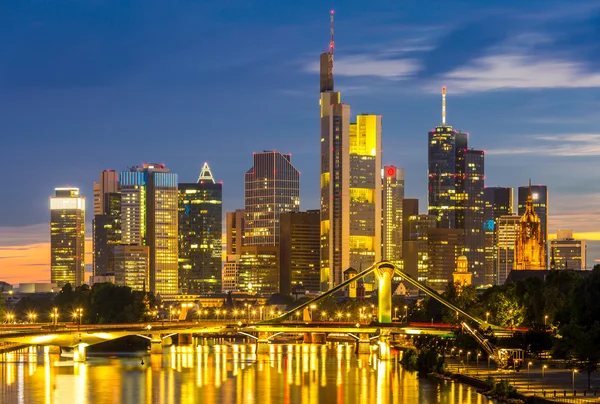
[3,1,600,283]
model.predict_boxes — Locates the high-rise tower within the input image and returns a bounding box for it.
[120,164,178,295]
[320,11,351,291]
[427,88,485,285]
[483,187,513,285]
[50,187,86,287]
[514,182,546,270]
[178,163,222,295]
[382,165,404,263]
[518,184,548,249]
[244,151,300,246]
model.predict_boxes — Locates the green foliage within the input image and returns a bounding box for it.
[416,348,446,374]
[489,379,518,398]
[400,348,418,371]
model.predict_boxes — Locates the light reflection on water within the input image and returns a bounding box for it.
[0,344,496,404]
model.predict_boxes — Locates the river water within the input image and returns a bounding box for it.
[0,344,496,404]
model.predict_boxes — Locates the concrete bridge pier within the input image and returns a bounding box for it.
[73,344,86,363]
[178,333,193,345]
[378,330,392,361]
[355,334,371,354]
[256,332,271,354]
[45,345,61,355]
[150,334,163,354]
[376,264,395,323]
[303,332,312,344]
[311,333,326,344]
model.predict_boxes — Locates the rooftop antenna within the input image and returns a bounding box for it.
[330,10,335,55]
[442,86,447,126]
[197,162,215,184]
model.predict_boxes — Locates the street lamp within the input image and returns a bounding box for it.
[466,351,471,373]
[486,312,490,323]
[476,352,481,375]
[528,361,532,390]
[542,364,548,392]
[28,312,37,324]
[321,311,327,321]
[50,308,59,327]
[310,304,316,321]
[458,350,463,373]
[72,308,83,331]
[346,312,351,321]
[5,313,14,324]
[404,305,408,322]
[572,369,578,392]
[337,312,343,321]
[544,315,548,327]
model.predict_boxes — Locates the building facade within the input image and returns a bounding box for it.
[496,215,520,284]
[483,187,513,286]
[349,114,382,272]
[463,149,485,284]
[279,210,320,296]
[178,163,222,295]
[120,164,178,295]
[382,165,404,263]
[93,192,121,276]
[226,209,245,255]
[244,151,300,246]
[427,228,464,293]
[550,230,586,270]
[50,188,86,287]
[93,170,119,216]
[403,214,436,294]
[514,185,546,270]
[238,246,279,296]
[113,245,149,291]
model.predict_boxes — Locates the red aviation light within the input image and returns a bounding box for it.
[386,167,396,177]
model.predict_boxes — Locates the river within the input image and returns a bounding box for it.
[0,344,496,404]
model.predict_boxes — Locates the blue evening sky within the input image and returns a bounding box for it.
[1,0,600,268]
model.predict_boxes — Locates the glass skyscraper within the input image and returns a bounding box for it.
[178,163,222,295]
[244,151,300,246]
[50,187,86,287]
[483,187,513,285]
[120,164,178,295]
[382,165,404,263]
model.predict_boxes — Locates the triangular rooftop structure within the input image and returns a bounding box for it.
[197,162,215,184]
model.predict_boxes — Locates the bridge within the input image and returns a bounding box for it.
[0,261,516,364]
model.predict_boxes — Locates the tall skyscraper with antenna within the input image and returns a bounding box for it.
[320,10,351,291]
[428,88,485,285]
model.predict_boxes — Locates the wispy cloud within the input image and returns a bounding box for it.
[487,133,600,156]
[305,54,420,80]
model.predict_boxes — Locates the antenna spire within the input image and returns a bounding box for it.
[197,162,215,184]
[330,10,335,55]
[442,86,447,126]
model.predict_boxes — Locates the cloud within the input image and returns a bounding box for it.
[305,54,420,80]
[487,133,600,156]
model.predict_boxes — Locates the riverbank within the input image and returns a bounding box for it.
[443,358,600,404]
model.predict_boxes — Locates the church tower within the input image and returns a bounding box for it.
[514,181,546,270]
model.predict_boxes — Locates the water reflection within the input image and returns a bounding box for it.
[0,344,495,404]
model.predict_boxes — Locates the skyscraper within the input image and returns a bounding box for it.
[403,214,436,293]
[320,14,351,291]
[113,245,149,291]
[120,164,178,295]
[279,210,320,295]
[496,215,520,284]
[382,165,404,263]
[402,199,419,246]
[178,163,222,295]
[483,187,513,285]
[50,187,85,287]
[518,184,548,249]
[349,114,382,272]
[427,87,485,285]
[427,228,464,293]
[226,209,245,256]
[92,192,121,276]
[244,151,300,246]
[93,170,119,216]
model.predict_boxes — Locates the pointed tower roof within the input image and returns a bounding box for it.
[197,162,215,184]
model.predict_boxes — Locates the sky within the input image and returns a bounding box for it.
[1,0,600,284]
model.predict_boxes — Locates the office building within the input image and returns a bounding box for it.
[550,230,586,270]
[483,187,513,285]
[50,187,86,287]
[518,184,548,247]
[178,163,222,295]
[113,245,149,291]
[222,260,240,292]
[93,191,121,276]
[427,87,485,284]
[120,164,178,295]
[349,114,382,272]
[238,246,279,296]
[382,165,404,263]
[319,21,351,291]
[514,184,546,270]
[427,228,464,293]
[279,210,320,295]
[402,199,419,247]
[226,209,245,255]
[93,170,119,216]
[496,215,520,284]
[244,151,300,246]
[403,214,437,291]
